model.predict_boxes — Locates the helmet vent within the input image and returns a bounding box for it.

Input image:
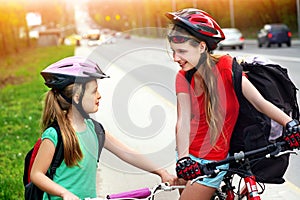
[59,64,73,68]
[195,24,218,35]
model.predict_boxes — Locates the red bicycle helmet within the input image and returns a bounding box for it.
[41,56,109,90]
[166,8,225,51]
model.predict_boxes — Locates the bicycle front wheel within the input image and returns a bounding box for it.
[210,188,226,200]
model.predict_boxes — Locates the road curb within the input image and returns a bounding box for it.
[245,39,300,46]
[286,181,300,194]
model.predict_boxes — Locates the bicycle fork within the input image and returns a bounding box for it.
[221,175,235,200]
[243,175,260,200]
[240,159,261,200]
[222,174,260,200]
[221,160,261,200]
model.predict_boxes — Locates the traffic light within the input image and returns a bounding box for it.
[105,15,111,21]
[115,14,121,20]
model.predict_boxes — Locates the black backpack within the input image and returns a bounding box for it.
[23,119,105,200]
[23,122,63,200]
[231,57,299,184]
[184,56,299,184]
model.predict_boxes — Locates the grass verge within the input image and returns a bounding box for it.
[0,45,74,199]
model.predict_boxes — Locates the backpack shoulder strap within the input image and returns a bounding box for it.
[23,123,64,187]
[48,122,64,179]
[184,67,197,85]
[231,58,258,116]
[232,57,243,101]
[91,119,106,162]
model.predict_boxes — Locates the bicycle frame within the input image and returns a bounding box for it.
[219,158,261,200]
[88,142,296,200]
[202,141,297,200]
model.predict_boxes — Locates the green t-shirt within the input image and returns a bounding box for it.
[41,119,99,199]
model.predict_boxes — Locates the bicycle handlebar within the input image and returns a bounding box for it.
[85,142,297,199]
[106,187,151,199]
[191,141,297,184]
[105,183,185,199]
[212,141,289,168]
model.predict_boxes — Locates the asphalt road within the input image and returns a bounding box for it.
[74,37,300,199]
[74,2,300,198]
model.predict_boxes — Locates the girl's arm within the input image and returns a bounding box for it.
[30,139,79,199]
[104,132,176,184]
[175,93,192,159]
[241,76,292,126]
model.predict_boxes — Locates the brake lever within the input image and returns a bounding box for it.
[160,184,185,191]
[267,141,299,158]
[190,169,220,185]
[267,150,298,158]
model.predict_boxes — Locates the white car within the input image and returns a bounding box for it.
[87,39,102,46]
[99,34,116,44]
[218,28,245,50]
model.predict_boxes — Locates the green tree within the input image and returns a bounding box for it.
[0,1,27,56]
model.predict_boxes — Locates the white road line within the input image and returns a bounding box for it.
[215,51,300,63]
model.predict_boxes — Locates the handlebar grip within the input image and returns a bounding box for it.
[277,141,287,146]
[107,188,151,199]
[204,141,290,169]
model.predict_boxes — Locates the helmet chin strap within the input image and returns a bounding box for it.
[195,52,207,70]
[73,82,90,119]
[55,84,90,119]
[185,52,207,78]
[73,102,90,119]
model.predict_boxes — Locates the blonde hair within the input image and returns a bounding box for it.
[170,25,225,147]
[200,53,225,147]
[41,84,84,166]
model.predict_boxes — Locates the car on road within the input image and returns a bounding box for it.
[83,29,100,40]
[83,29,102,46]
[218,28,245,50]
[64,34,81,46]
[257,24,292,48]
[99,34,116,44]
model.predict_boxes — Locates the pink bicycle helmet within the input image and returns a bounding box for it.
[41,56,109,90]
[165,8,225,51]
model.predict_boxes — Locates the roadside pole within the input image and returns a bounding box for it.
[229,0,235,28]
[297,0,300,39]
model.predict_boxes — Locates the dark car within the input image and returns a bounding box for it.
[257,24,292,48]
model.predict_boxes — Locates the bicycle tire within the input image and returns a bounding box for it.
[210,189,250,200]
[210,188,226,200]
[237,193,249,200]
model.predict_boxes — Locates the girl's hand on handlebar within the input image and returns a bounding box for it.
[284,119,300,149]
[158,169,177,186]
[176,157,203,181]
[60,190,80,200]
